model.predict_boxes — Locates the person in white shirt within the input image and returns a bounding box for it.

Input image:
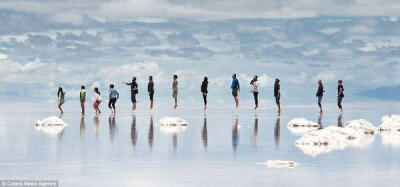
[93,87,102,114]
[250,75,259,110]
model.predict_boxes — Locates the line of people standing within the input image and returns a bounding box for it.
[56,74,345,115]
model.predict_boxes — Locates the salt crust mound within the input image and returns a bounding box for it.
[378,115,400,147]
[35,116,68,135]
[257,160,298,168]
[287,118,321,135]
[158,116,188,134]
[295,119,376,156]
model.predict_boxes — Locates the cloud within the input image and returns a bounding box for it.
[0,53,7,60]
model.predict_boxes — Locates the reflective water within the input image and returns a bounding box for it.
[0,102,399,187]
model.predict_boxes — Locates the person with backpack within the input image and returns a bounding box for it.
[316,80,324,114]
[108,84,119,114]
[93,87,102,114]
[201,77,208,110]
[80,85,86,115]
[250,75,259,110]
[124,76,138,111]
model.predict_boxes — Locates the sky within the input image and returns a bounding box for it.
[0,0,399,104]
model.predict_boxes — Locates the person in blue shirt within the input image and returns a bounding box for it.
[231,74,240,108]
[108,84,119,114]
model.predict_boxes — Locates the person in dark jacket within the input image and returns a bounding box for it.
[316,80,324,114]
[124,76,138,111]
[201,77,208,110]
[231,74,240,108]
[274,78,281,116]
[337,80,344,114]
[148,76,154,110]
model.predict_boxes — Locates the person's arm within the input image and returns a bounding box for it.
[124,82,132,85]
[339,87,343,96]
[116,91,120,100]
[237,80,240,91]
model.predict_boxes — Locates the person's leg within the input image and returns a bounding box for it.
[338,96,343,113]
[58,101,64,113]
[174,96,177,109]
[254,92,258,109]
[203,93,207,110]
[149,93,153,110]
[318,96,322,113]
[112,99,116,113]
[235,96,239,108]
[276,97,281,115]
[93,103,96,114]
[81,101,85,114]
[133,94,137,111]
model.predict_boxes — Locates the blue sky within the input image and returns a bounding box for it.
[0,0,399,104]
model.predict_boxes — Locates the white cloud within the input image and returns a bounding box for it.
[0,53,8,60]
[320,28,340,35]
[359,43,377,52]
[311,71,336,83]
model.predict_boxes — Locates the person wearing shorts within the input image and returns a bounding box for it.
[93,87,102,114]
[148,76,154,110]
[230,74,240,108]
[108,84,119,114]
[274,79,281,116]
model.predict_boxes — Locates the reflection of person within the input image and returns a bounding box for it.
[338,114,343,127]
[318,114,323,130]
[250,75,259,110]
[124,77,138,111]
[202,117,208,149]
[148,76,154,110]
[172,75,178,109]
[274,79,281,116]
[232,116,239,152]
[131,115,137,148]
[252,117,258,149]
[231,74,240,108]
[148,116,154,149]
[316,80,324,114]
[80,116,85,138]
[93,115,100,138]
[337,80,344,114]
[108,116,116,143]
[57,87,65,114]
[274,118,280,147]
[201,77,208,110]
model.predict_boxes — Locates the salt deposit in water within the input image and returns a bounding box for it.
[35,116,68,135]
[158,116,188,134]
[287,118,321,135]
[257,160,298,168]
[295,119,375,156]
[378,115,400,147]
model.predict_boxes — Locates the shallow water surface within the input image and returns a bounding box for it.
[0,102,399,187]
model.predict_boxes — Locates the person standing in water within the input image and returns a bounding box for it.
[250,75,259,110]
[148,76,154,110]
[337,80,344,114]
[93,87,102,115]
[316,80,324,114]
[108,84,119,114]
[57,87,65,114]
[124,77,139,111]
[172,75,178,109]
[274,79,281,116]
[79,85,86,115]
[231,74,240,108]
[201,77,208,110]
